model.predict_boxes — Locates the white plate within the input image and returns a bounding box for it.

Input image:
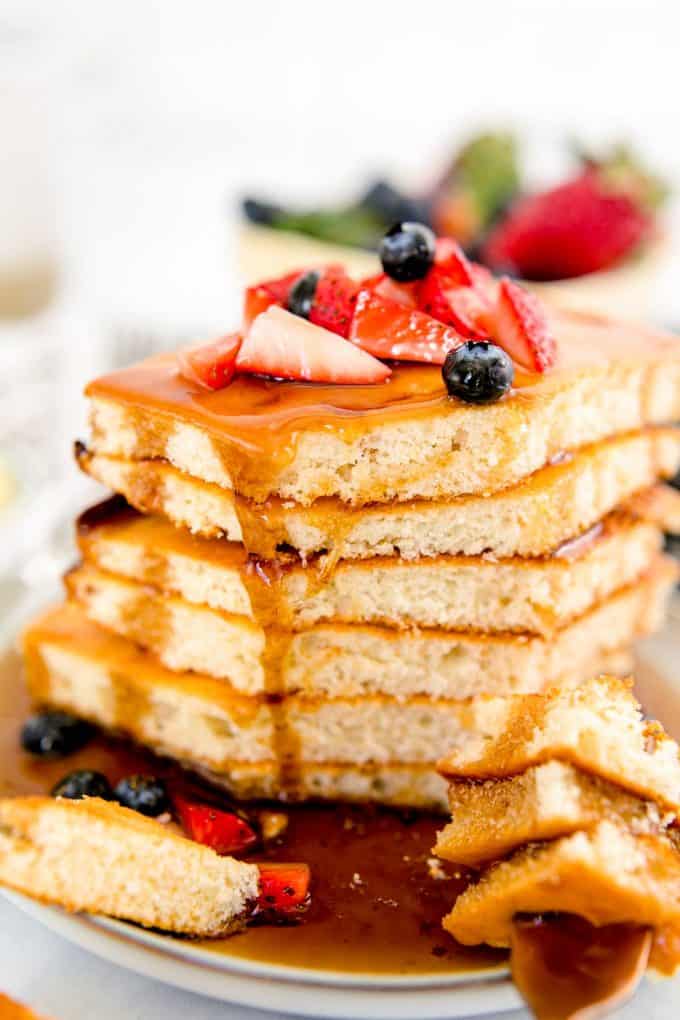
[5,597,680,1018]
[3,890,519,1018]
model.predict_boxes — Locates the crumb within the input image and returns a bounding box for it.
[427,857,450,881]
[350,872,364,888]
[259,811,288,841]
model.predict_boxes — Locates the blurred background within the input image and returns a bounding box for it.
[1,0,680,599]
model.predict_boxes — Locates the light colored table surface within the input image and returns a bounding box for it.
[1,897,678,1020]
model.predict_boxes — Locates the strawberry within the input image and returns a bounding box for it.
[349,289,464,365]
[175,795,258,854]
[308,267,359,337]
[359,272,419,308]
[177,333,242,391]
[494,277,556,373]
[483,171,653,280]
[433,237,475,286]
[256,862,311,915]
[417,271,491,340]
[243,270,304,330]
[238,306,391,383]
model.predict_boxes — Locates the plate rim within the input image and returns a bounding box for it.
[3,889,520,1018]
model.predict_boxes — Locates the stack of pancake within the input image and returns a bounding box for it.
[22,307,680,809]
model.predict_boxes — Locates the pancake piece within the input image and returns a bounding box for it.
[65,559,675,698]
[75,495,666,636]
[76,427,680,561]
[85,310,680,506]
[443,821,680,951]
[0,796,258,936]
[438,673,680,814]
[435,761,666,868]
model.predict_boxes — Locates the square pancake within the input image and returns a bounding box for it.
[64,557,675,699]
[85,309,680,507]
[75,493,668,636]
[76,426,680,562]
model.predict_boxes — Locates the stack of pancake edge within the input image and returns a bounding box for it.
[22,306,680,810]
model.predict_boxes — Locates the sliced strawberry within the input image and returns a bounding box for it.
[177,333,242,391]
[417,270,490,340]
[363,273,420,309]
[175,795,258,854]
[238,306,391,383]
[494,277,557,373]
[243,270,304,330]
[257,862,311,914]
[309,268,359,338]
[349,289,464,365]
[433,237,475,286]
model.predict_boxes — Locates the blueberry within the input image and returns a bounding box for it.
[51,770,112,801]
[287,270,320,319]
[21,711,94,759]
[360,180,433,227]
[443,341,514,404]
[379,222,436,282]
[242,197,285,226]
[114,775,169,817]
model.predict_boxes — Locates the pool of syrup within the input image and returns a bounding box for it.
[0,649,504,977]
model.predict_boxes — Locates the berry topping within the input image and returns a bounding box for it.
[308,268,359,337]
[483,170,653,280]
[177,333,242,391]
[21,711,94,759]
[432,237,475,286]
[51,770,112,801]
[350,289,464,365]
[175,795,258,855]
[244,269,303,329]
[114,775,170,817]
[238,306,391,384]
[379,222,436,282]
[417,270,491,340]
[495,277,557,373]
[442,340,514,404]
[287,270,321,319]
[256,862,311,915]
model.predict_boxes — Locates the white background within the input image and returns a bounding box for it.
[1,1,680,1016]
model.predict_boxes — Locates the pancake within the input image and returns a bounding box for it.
[75,493,667,636]
[64,558,675,699]
[434,761,666,868]
[438,673,680,814]
[85,310,680,507]
[442,820,680,952]
[76,427,680,562]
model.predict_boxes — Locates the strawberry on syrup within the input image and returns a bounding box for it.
[175,795,258,855]
[494,277,556,373]
[238,305,391,383]
[256,862,311,915]
[350,288,464,365]
[177,333,242,391]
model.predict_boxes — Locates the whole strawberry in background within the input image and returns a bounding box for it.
[482,145,667,281]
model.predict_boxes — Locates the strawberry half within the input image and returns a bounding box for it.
[244,270,304,330]
[309,268,359,338]
[177,333,242,391]
[257,862,311,915]
[359,272,419,309]
[350,289,464,365]
[494,277,556,373]
[238,306,391,383]
[175,795,258,855]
